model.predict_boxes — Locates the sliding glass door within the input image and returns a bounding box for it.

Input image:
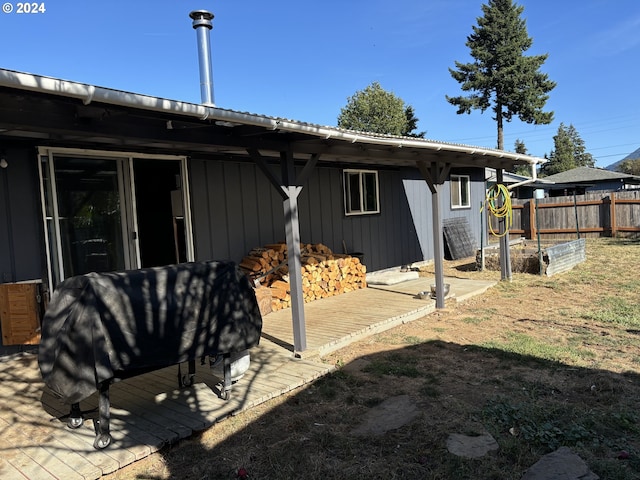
[39,149,193,288]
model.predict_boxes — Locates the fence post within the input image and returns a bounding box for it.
[480,201,485,271]
[534,189,545,275]
[528,200,536,240]
[573,191,580,239]
[610,192,617,238]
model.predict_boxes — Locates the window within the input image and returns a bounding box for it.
[343,169,380,215]
[450,174,470,209]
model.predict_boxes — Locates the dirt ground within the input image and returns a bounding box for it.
[106,238,640,479]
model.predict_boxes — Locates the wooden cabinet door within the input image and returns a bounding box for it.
[0,283,41,346]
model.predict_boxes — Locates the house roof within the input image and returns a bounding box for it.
[0,69,546,171]
[542,167,640,185]
[484,168,555,185]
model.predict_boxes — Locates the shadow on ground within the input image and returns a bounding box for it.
[116,339,640,480]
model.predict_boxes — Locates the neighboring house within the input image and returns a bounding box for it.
[540,167,640,196]
[486,169,532,187]
[484,168,555,199]
[0,68,544,355]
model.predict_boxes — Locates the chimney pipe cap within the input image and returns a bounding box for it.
[190,10,214,29]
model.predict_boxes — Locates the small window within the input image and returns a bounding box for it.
[343,169,380,215]
[450,174,470,209]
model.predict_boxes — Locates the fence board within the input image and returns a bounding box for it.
[488,191,640,241]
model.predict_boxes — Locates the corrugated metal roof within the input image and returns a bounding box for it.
[0,68,547,170]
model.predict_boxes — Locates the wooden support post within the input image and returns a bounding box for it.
[280,150,306,354]
[431,183,446,308]
[417,160,450,309]
[496,169,512,281]
[249,148,319,353]
[283,185,306,353]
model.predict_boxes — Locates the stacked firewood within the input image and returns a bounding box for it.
[239,242,367,312]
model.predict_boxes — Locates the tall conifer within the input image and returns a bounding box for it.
[543,123,594,175]
[447,0,556,150]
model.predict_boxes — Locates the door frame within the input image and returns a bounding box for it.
[37,147,195,289]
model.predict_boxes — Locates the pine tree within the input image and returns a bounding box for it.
[403,106,426,138]
[514,139,527,155]
[542,123,594,175]
[511,139,532,176]
[447,0,556,150]
[544,123,575,175]
[567,124,594,168]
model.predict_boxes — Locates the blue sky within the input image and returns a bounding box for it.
[1,0,638,167]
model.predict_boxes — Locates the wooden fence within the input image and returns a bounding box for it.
[489,190,640,241]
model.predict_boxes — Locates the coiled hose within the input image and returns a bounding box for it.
[485,184,512,237]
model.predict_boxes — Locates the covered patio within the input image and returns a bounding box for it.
[0,274,494,480]
[0,69,543,356]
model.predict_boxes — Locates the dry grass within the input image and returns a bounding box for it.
[105,238,640,480]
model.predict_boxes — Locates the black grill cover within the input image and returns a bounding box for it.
[39,261,262,404]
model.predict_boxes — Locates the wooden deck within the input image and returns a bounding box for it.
[0,276,495,479]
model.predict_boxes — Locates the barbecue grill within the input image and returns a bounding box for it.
[38,261,262,449]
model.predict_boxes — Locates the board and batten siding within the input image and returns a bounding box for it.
[0,146,44,284]
[0,145,45,356]
[189,159,487,272]
[0,152,488,281]
[449,168,486,248]
[189,159,284,263]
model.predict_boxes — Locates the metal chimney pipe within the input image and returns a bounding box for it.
[189,10,215,106]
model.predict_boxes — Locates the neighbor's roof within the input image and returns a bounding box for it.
[0,68,546,170]
[543,167,640,184]
[484,167,555,184]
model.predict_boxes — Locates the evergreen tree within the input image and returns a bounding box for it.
[447,0,556,150]
[567,124,594,167]
[511,139,532,176]
[403,105,426,138]
[542,123,594,175]
[543,123,575,175]
[338,82,424,137]
[617,158,640,175]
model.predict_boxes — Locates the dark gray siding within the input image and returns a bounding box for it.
[0,145,45,355]
[0,146,44,283]
[398,167,486,259]
[190,158,285,263]
[445,167,487,249]
[339,167,424,270]
[402,172,433,261]
[189,159,487,272]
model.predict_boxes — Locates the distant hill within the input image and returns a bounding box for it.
[606,146,640,171]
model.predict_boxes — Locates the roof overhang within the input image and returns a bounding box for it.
[0,69,546,171]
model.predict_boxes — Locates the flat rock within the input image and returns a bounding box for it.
[366,271,420,285]
[521,446,599,480]
[350,395,419,436]
[446,432,499,458]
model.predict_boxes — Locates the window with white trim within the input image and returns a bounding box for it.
[343,169,380,215]
[450,174,471,209]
